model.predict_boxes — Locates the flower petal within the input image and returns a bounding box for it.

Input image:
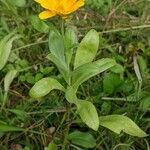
[39,10,56,19]
[35,0,85,19]
[35,0,58,10]
[35,0,50,9]
[63,0,85,15]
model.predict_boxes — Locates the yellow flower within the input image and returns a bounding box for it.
[35,0,85,19]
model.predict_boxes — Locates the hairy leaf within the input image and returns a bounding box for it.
[48,27,66,65]
[29,77,65,99]
[76,100,99,131]
[65,87,99,130]
[65,27,77,66]
[99,115,147,137]
[47,53,69,83]
[72,58,116,90]
[74,29,99,69]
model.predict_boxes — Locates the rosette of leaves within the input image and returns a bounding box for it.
[29,26,115,130]
[29,26,147,137]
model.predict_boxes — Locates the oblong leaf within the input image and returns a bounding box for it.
[0,121,24,132]
[65,27,77,65]
[74,29,99,69]
[0,32,20,70]
[72,58,116,90]
[65,86,78,104]
[47,141,57,150]
[4,70,17,92]
[48,27,65,64]
[76,100,99,131]
[99,115,147,137]
[65,87,99,130]
[29,77,65,99]
[68,131,96,148]
[47,53,69,83]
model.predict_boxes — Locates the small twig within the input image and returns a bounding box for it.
[10,90,25,99]
[27,130,49,137]
[79,24,150,35]
[101,97,127,101]
[27,107,67,115]
[12,40,48,52]
[101,97,137,102]
[11,25,150,53]
[101,24,150,34]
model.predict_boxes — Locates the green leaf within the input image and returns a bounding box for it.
[30,15,49,33]
[7,109,28,119]
[137,55,147,74]
[65,87,99,130]
[0,121,24,132]
[110,64,124,74]
[9,0,26,7]
[99,115,147,137]
[64,27,77,65]
[47,53,69,83]
[29,77,65,99]
[0,32,20,70]
[65,86,78,104]
[47,141,57,150]
[68,131,96,148]
[72,58,116,90]
[23,146,30,150]
[76,100,99,131]
[48,27,66,65]
[4,70,17,93]
[103,73,123,95]
[74,29,99,69]
[139,96,150,111]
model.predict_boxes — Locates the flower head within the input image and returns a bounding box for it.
[35,0,85,19]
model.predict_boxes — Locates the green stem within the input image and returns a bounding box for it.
[61,19,65,37]
[61,126,69,150]
[1,92,8,110]
[61,19,71,85]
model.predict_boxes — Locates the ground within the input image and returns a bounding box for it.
[0,0,149,150]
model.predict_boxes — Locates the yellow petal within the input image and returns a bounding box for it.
[35,0,49,9]
[63,0,85,15]
[39,10,56,19]
[60,0,76,11]
[71,0,85,11]
[35,0,85,19]
[35,0,58,10]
